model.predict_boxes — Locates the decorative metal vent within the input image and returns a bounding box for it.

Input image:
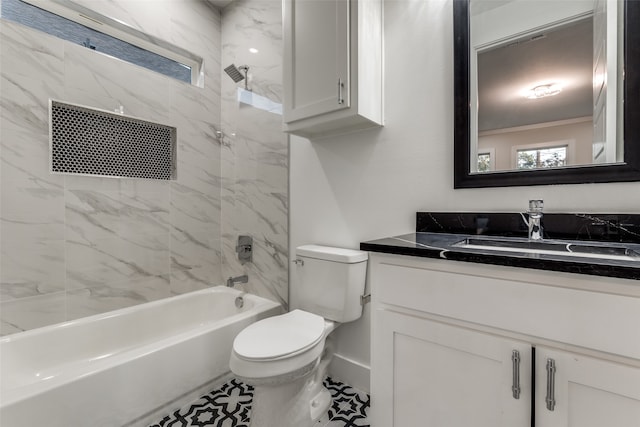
[50,100,176,180]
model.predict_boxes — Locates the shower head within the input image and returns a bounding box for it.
[224,64,251,91]
[224,64,246,83]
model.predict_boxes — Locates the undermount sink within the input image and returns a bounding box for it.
[453,237,640,261]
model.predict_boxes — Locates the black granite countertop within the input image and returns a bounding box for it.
[360,213,640,281]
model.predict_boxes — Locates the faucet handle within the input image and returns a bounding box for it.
[236,235,253,264]
[529,199,544,213]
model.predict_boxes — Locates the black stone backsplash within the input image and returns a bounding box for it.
[416,212,640,243]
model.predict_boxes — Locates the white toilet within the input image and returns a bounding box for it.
[229,244,368,427]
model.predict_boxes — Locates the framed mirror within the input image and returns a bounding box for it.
[454,0,640,188]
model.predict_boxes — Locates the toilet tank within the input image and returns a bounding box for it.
[291,245,368,323]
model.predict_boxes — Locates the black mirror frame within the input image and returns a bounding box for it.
[454,0,640,188]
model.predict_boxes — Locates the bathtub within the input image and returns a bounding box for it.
[0,286,282,427]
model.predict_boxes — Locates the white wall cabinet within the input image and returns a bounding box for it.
[370,253,640,427]
[282,0,383,139]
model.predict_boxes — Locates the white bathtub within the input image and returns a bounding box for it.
[0,286,282,427]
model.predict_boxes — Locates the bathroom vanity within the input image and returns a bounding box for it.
[363,213,640,427]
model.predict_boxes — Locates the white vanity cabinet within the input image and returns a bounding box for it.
[534,347,640,427]
[375,310,532,426]
[370,253,640,427]
[282,0,383,138]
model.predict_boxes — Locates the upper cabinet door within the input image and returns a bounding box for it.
[283,0,350,123]
[535,346,640,427]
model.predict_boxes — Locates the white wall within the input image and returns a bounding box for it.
[289,0,640,391]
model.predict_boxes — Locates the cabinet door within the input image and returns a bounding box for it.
[283,0,349,123]
[536,347,640,427]
[371,310,531,427]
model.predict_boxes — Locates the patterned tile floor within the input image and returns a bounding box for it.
[150,376,370,427]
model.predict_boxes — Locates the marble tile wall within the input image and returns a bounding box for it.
[220,0,288,307]
[0,0,224,335]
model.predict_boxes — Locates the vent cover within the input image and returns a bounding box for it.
[50,100,176,180]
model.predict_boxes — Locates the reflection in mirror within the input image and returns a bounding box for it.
[470,0,623,173]
[454,0,640,188]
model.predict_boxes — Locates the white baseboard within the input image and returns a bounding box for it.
[328,353,370,394]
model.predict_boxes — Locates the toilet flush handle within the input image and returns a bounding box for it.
[292,259,304,266]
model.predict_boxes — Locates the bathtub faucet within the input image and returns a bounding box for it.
[227,275,248,288]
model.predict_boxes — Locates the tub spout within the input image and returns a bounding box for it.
[226,275,248,287]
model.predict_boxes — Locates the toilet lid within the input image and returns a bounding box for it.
[233,310,325,360]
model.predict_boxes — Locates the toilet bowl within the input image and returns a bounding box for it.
[229,245,368,427]
[230,310,337,426]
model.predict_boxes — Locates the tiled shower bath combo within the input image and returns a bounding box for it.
[1,0,291,425]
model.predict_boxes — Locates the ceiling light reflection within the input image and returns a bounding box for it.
[525,83,562,99]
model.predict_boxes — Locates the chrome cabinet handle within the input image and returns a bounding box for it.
[511,350,521,399]
[338,78,344,105]
[545,358,556,411]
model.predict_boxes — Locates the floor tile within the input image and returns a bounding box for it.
[149,376,370,427]
[150,379,253,427]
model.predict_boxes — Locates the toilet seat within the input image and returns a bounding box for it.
[233,310,325,361]
[229,310,335,380]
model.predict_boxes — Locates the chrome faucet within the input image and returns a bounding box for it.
[226,274,248,288]
[527,200,544,241]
